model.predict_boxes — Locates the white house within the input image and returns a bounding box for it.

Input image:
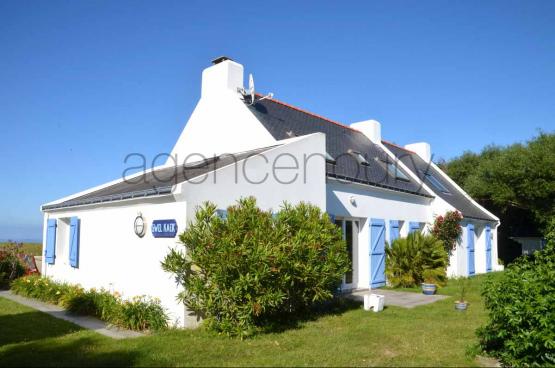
[41,57,502,327]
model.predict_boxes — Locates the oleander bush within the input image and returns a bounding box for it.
[477,229,555,366]
[11,275,168,331]
[431,210,463,254]
[385,232,448,287]
[162,197,349,337]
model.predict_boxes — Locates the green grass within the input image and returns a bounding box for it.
[0,274,501,367]
[0,243,42,256]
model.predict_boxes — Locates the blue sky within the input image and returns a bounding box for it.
[1,0,554,241]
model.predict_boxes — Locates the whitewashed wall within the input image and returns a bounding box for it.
[168,60,277,162]
[326,180,432,289]
[452,219,502,277]
[42,196,189,327]
[178,133,327,218]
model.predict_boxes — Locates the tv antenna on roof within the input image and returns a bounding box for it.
[248,73,255,104]
[239,73,273,105]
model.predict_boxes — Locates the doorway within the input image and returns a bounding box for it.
[334,218,359,290]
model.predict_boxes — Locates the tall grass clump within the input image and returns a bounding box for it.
[11,275,168,331]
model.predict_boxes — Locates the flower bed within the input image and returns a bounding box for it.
[11,275,168,331]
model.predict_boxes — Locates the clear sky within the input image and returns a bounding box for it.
[1,0,554,241]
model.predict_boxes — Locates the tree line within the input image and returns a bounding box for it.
[440,132,555,263]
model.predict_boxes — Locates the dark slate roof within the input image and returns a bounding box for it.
[383,142,497,221]
[42,146,275,211]
[245,97,432,198]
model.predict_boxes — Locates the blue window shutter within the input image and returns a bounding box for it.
[389,220,400,243]
[370,219,386,288]
[216,209,228,219]
[69,217,80,268]
[485,224,492,272]
[408,222,421,234]
[45,219,57,265]
[467,223,475,276]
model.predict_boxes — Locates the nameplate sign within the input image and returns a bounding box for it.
[151,219,178,238]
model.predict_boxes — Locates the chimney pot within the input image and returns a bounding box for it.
[211,56,233,65]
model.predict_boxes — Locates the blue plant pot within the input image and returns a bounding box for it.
[421,283,437,295]
[454,301,468,311]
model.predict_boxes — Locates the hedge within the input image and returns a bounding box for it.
[477,237,555,365]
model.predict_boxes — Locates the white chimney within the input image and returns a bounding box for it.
[405,142,432,162]
[351,120,381,143]
[201,56,244,98]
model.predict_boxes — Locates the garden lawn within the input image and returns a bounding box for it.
[0,274,500,367]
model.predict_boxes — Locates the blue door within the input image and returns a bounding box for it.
[485,225,492,272]
[370,219,386,288]
[467,224,475,276]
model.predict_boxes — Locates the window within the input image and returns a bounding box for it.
[55,218,71,264]
[345,220,353,284]
[386,162,410,181]
[348,150,369,166]
[334,218,358,286]
[420,170,450,194]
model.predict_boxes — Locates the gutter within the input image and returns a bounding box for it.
[41,186,173,211]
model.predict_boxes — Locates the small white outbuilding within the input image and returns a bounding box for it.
[41,57,502,327]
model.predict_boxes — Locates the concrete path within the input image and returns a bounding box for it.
[0,290,143,339]
[346,289,449,308]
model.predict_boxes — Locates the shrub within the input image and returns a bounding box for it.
[431,211,463,254]
[119,296,168,331]
[10,275,66,304]
[64,288,120,321]
[545,216,555,245]
[477,235,555,366]
[11,276,168,331]
[385,232,448,287]
[161,197,349,337]
[0,242,26,288]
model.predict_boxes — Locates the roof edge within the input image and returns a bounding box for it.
[254,93,361,134]
[381,139,416,154]
[41,186,173,211]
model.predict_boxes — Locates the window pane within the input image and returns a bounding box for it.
[425,173,450,193]
[345,221,353,284]
[387,163,409,181]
